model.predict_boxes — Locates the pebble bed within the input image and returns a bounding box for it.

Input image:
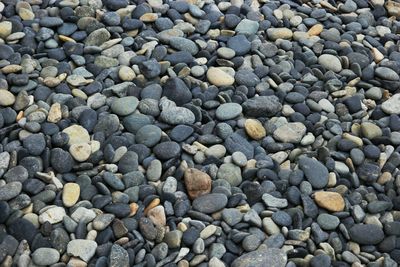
[0,0,400,266]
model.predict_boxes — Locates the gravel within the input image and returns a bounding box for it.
[0,0,399,266]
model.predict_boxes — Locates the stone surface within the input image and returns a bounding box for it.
[184,168,212,200]
[314,191,345,212]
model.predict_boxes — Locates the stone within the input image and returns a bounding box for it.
[184,168,212,199]
[262,193,288,208]
[298,157,329,189]
[361,122,382,139]
[232,248,287,267]
[118,66,136,81]
[242,96,282,117]
[39,206,66,224]
[349,224,384,245]
[375,67,399,81]
[267,28,293,40]
[109,244,129,267]
[111,96,139,116]
[217,163,242,187]
[0,182,22,201]
[314,191,345,212]
[216,103,242,120]
[169,37,198,55]
[244,119,266,140]
[67,239,98,262]
[62,183,80,207]
[235,19,259,35]
[0,90,15,106]
[160,107,195,125]
[207,67,235,86]
[318,54,342,72]
[0,21,12,39]
[192,193,228,213]
[147,205,166,226]
[69,143,91,162]
[317,214,340,230]
[62,125,90,145]
[51,148,74,174]
[85,28,110,46]
[32,248,60,266]
[382,93,400,114]
[273,122,306,143]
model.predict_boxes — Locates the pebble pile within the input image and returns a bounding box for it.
[0,0,400,266]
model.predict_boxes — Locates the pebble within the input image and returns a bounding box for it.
[298,157,329,189]
[184,168,212,199]
[67,239,98,262]
[318,54,342,72]
[32,248,60,266]
[244,119,266,140]
[62,183,80,207]
[207,67,235,86]
[382,93,400,114]
[314,191,345,212]
[0,0,397,265]
[349,224,385,245]
[232,247,287,267]
[216,103,242,120]
[273,122,306,143]
[192,193,228,213]
[0,90,15,106]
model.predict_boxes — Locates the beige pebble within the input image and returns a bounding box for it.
[62,183,80,207]
[69,143,92,162]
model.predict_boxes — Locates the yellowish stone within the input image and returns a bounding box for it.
[140,13,158,22]
[62,183,80,207]
[0,90,15,106]
[48,103,62,123]
[206,67,234,86]
[314,191,345,212]
[69,143,91,162]
[1,65,22,74]
[244,119,266,140]
[62,125,90,145]
[19,8,35,20]
[0,21,12,39]
[308,24,323,36]
[118,66,136,81]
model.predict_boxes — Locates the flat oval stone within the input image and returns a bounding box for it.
[192,193,228,214]
[216,103,242,120]
[111,96,139,116]
[349,224,384,245]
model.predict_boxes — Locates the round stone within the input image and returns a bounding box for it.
[216,103,242,120]
[69,143,91,162]
[0,90,15,106]
[111,96,139,116]
[207,67,235,86]
[244,119,266,140]
[62,125,90,145]
[318,54,342,72]
[32,248,60,266]
[217,163,242,187]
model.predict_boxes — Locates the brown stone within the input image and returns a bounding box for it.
[130,203,138,217]
[314,191,345,212]
[386,1,400,18]
[308,24,323,36]
[147,205,166,227]
[144,198,160,215]
[184,168,212,200]
[244,119,266,140]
